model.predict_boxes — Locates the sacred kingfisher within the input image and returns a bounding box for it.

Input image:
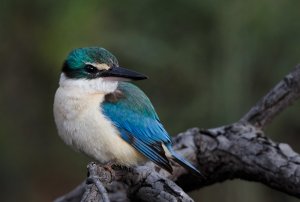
[53,47,203,177]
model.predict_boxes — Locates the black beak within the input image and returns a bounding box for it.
[102,66,148,80]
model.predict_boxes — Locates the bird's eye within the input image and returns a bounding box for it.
[84,65,98,74]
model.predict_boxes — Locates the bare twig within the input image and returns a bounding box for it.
[82,162,110,202]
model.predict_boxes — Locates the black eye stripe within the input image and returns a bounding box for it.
[84,64,99,74]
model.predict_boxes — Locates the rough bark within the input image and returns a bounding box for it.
[55,65,300,202]
[241,64,300,128]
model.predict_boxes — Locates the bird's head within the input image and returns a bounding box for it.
[59,47,148,93]
[62,47,147,80]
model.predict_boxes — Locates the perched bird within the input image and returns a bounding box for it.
[53,47,203,177]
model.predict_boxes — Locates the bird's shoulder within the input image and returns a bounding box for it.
[103,82,158,119]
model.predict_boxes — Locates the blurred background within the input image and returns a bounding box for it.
[1,0,300,201]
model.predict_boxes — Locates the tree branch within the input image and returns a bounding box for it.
[55,65,300,202]
[241,64,300,128]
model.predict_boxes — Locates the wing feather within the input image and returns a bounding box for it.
[102,82,172,172]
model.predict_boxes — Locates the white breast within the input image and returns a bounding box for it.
[53,75,145,166]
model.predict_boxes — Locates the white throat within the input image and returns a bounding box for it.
[59,73,118,94]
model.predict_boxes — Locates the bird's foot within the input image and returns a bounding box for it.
[103,162,134,180]
[103,161,118,174]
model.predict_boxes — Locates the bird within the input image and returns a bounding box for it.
[53,47,204,177]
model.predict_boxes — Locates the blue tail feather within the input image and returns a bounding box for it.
[167,145,205,178]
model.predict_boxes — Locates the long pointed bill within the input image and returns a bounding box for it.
[102,66,148,80]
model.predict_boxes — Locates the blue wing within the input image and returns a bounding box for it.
[101,82,173,172]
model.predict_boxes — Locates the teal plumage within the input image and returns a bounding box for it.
[67,47,118,69]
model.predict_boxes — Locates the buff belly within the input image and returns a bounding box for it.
[53,87,146,166]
